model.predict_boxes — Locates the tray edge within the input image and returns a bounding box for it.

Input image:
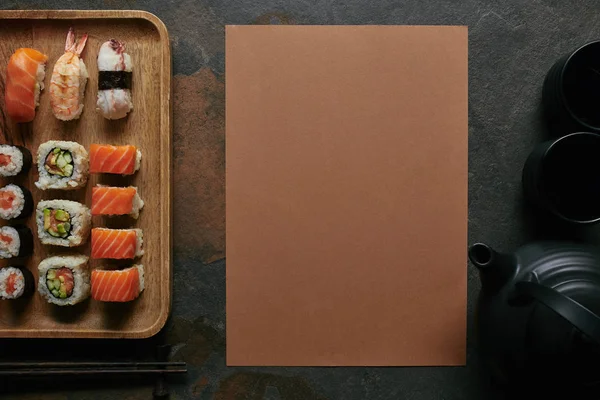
[0,9,173,339]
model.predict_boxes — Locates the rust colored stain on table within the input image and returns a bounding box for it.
[173,68,225,264]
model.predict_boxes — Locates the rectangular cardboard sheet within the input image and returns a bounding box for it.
[226,25,468,366]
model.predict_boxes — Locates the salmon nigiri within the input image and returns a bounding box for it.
[91,228,143,259]
[89,144,141,175]
[5,48,48,123]
[91,265,144,302]
[92,186,144,218]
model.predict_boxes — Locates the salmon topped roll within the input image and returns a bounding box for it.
[92,186,144,219]
[50,28,89,121]
[91,228,143,259]
[89,144,141,175]
[91,265,145,302]
[5,48,48,123]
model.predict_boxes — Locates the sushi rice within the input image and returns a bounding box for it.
[91,265,145,302]
[0,226,33,259]
[38,255,90,306]
[0,184,33,220]
[33,61,46,109]
[0,145,30,177]
[35,140,89,190]
[36,200,91,247]
[0,267,26,299]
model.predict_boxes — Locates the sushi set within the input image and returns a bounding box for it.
[0,10,171,338]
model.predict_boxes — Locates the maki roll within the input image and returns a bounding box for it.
[96,40,133,119]
[38,255,90,306]
[35,140,89,190]
[0,225,33,258]
[0,266,34,299]
[91,265,145,302]
[36,200,91,247]
[0,145,32,177]
[0,184,33,220]
[92,186,144,218]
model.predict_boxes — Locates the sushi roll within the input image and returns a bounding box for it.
[0,225,33,259]
[91,265,144,302]
[89,144,141,175]
[96,40,133,119]
[0,145,32,177]
[0,184,33,220]
[5,48,48,123]
[36,200,91,247]
[92,186,144,218]
[91,228,144,259]
[38,255,90,306]
[50,28,88,121]
[0,266,34,299]
[35,140,89,190]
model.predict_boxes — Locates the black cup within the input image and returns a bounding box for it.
[542,41,600,136]
[523,132,600,224]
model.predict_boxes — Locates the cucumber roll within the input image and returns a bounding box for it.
[35,140,89,190]
[36,200,91,247]
[0,145,32,177]
[38,255,90,306]
[0,266,34,299]
[0,225,33,258]
[0,184,33,220]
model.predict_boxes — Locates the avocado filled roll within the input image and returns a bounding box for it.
[38,255,90,306]
[35,140,89,190]
[36,200,91,247]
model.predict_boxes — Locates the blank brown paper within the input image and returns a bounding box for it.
[226,25,468,366]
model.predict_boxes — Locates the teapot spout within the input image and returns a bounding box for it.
[469,243,517,293]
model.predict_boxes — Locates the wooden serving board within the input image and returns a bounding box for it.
[0,10,172,338]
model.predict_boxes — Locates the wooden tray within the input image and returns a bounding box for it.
[0,10,172,338]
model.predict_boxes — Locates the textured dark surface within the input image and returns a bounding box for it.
[1,0,599,399]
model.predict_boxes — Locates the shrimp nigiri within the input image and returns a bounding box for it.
[4,48,48,123]
[49,28,89,121]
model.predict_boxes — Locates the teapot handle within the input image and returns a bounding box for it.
[516,281,600,346]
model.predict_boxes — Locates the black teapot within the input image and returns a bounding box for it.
[469,241,600,391]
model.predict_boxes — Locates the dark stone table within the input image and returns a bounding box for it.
[1,0,599,398]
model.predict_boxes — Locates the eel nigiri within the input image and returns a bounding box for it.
[50,28,88,121]
[92,186,144,218]
[91,228,144,259]
[91,265,144,302]
[89,144,141,175]
[96,39,133,119]
[5,48,48,123]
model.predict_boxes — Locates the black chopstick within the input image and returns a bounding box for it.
[0,361,187,377]
[0,368,187,376]
[0,361,185,369]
